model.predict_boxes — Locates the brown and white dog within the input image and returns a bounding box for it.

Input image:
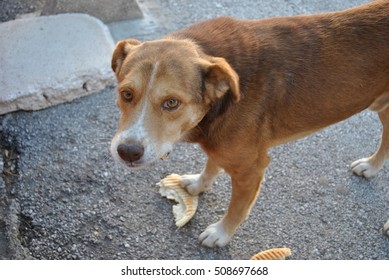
[110,0,389,247]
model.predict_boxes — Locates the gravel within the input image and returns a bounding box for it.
[1,0,388,260]
[0,0,45,22]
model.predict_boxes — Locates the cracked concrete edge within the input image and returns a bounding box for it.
[0,178,32,259]
[0,121,32,259]
[0,70,115,115]
[4,199,33,259]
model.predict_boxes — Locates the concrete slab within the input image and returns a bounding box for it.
[0,13,115,115]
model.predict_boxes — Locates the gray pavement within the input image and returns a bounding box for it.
[1,0,389,260]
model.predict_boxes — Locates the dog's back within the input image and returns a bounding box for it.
[171,0,389,144]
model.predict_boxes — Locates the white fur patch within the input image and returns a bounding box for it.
[146,61,160,96]
[199,221,232,248]
[111,61,174,167]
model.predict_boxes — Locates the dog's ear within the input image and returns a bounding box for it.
[111,39,141,76]
[199,57,240,104]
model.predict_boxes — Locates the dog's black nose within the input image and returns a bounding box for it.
[117,143,144,163]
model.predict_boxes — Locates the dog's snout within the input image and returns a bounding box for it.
[117,143,144,163]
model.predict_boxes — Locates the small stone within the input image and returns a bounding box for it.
[384,220,389,236]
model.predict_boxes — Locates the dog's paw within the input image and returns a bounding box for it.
[198,221,232,248]
[179,174,207,196]
[350,157,382,178]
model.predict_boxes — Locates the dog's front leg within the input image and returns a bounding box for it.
[199,154,269,247]
[180,158,223,196]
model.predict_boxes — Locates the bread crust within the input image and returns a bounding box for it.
[157,174,199,227]
[250,248,292,260]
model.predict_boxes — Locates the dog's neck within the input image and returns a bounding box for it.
[182,90,236,147]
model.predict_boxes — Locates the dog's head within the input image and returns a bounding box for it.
[110,38,240,169]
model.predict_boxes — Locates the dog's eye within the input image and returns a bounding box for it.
[162,98,180,111]
[120,90,133,103]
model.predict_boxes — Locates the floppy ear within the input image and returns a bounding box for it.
[199,57,240,104]
[111,39,141,76]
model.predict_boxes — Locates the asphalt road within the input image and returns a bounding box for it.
[1,0,389,260]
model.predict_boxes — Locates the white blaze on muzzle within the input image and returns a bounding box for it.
[110,61,173,168]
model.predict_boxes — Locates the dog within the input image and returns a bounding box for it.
[110,0,389,247]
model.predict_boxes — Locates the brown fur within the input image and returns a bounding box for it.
[111,1,389,247]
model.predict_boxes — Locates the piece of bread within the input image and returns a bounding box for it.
[250,248,292,260]
[157,174,199,227]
